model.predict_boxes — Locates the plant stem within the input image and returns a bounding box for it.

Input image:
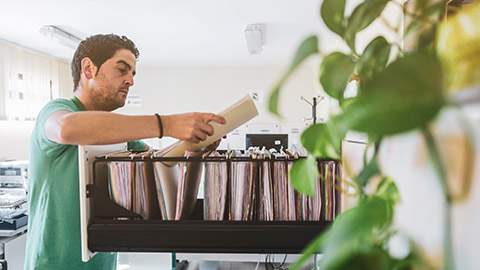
[422,127,454,270]
[443,200,454,270]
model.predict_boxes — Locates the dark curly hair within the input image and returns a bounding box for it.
[71,34,139,91]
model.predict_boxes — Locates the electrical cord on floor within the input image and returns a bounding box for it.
[265,254,288,270]
[255,254,261,270]
[175,260,189,270]
[310,253,320,270]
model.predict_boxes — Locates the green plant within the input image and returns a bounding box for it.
[269,0,477,269]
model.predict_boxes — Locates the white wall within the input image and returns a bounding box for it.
[116,64,326,124]
[0,120,35,161]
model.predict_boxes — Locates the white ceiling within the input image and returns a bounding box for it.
[0,0,357,66]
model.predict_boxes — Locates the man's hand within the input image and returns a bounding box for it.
[162,113,226,143]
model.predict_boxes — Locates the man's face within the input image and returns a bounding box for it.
[89,49,137,111]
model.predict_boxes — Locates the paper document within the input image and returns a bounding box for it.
[204,152,228,220]
[153,162,179,220]
[175,150,205,220]
[157,94,258,166]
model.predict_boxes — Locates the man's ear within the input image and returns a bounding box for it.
[81,57,97,80]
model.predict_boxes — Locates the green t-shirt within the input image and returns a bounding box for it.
[25,98,146,270]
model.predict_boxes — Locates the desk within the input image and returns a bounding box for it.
[0,227,27,238]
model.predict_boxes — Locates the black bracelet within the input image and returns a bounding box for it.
[154,113,163,138]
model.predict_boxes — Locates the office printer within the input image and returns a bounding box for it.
[0,161,28,230]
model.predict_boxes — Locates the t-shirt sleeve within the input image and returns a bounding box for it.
[127,140,147,150]
[33,99,77,158]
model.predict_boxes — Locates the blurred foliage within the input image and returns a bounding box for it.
[437,2,480,92]
[319,52,356,101]
[266,0,480,269]
[290,155,319,197]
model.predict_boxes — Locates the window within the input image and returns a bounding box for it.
[0,40,72,121]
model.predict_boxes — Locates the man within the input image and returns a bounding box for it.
[25,34,226,269]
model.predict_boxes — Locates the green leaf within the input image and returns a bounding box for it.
[339,97,356,111]
[301,115,347,160]
[319,52,356,101]
[319,196,395,270]
[344,0,389,52]
[357,36,391,84]
[290,35,320,70]
[290,155,318,197]
[333,247,393,270]
[268,84,282,117]
[376,177,400,205]
[356,158,380,187]
[344,51,445,136]
[268,36,319,117]
[321,0,346,37]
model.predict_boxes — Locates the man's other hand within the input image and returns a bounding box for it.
[205,135,227,151]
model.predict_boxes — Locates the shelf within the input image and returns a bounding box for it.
[88,220,330,253]
[83,148,340,257]
[0,226,27,238]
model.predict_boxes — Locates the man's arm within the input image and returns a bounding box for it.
[45,110,226,145]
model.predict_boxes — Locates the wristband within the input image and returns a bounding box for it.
[154,113,163,138]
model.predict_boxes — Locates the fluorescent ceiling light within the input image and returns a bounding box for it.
[39,25,82,49]
[245,24,264,55]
